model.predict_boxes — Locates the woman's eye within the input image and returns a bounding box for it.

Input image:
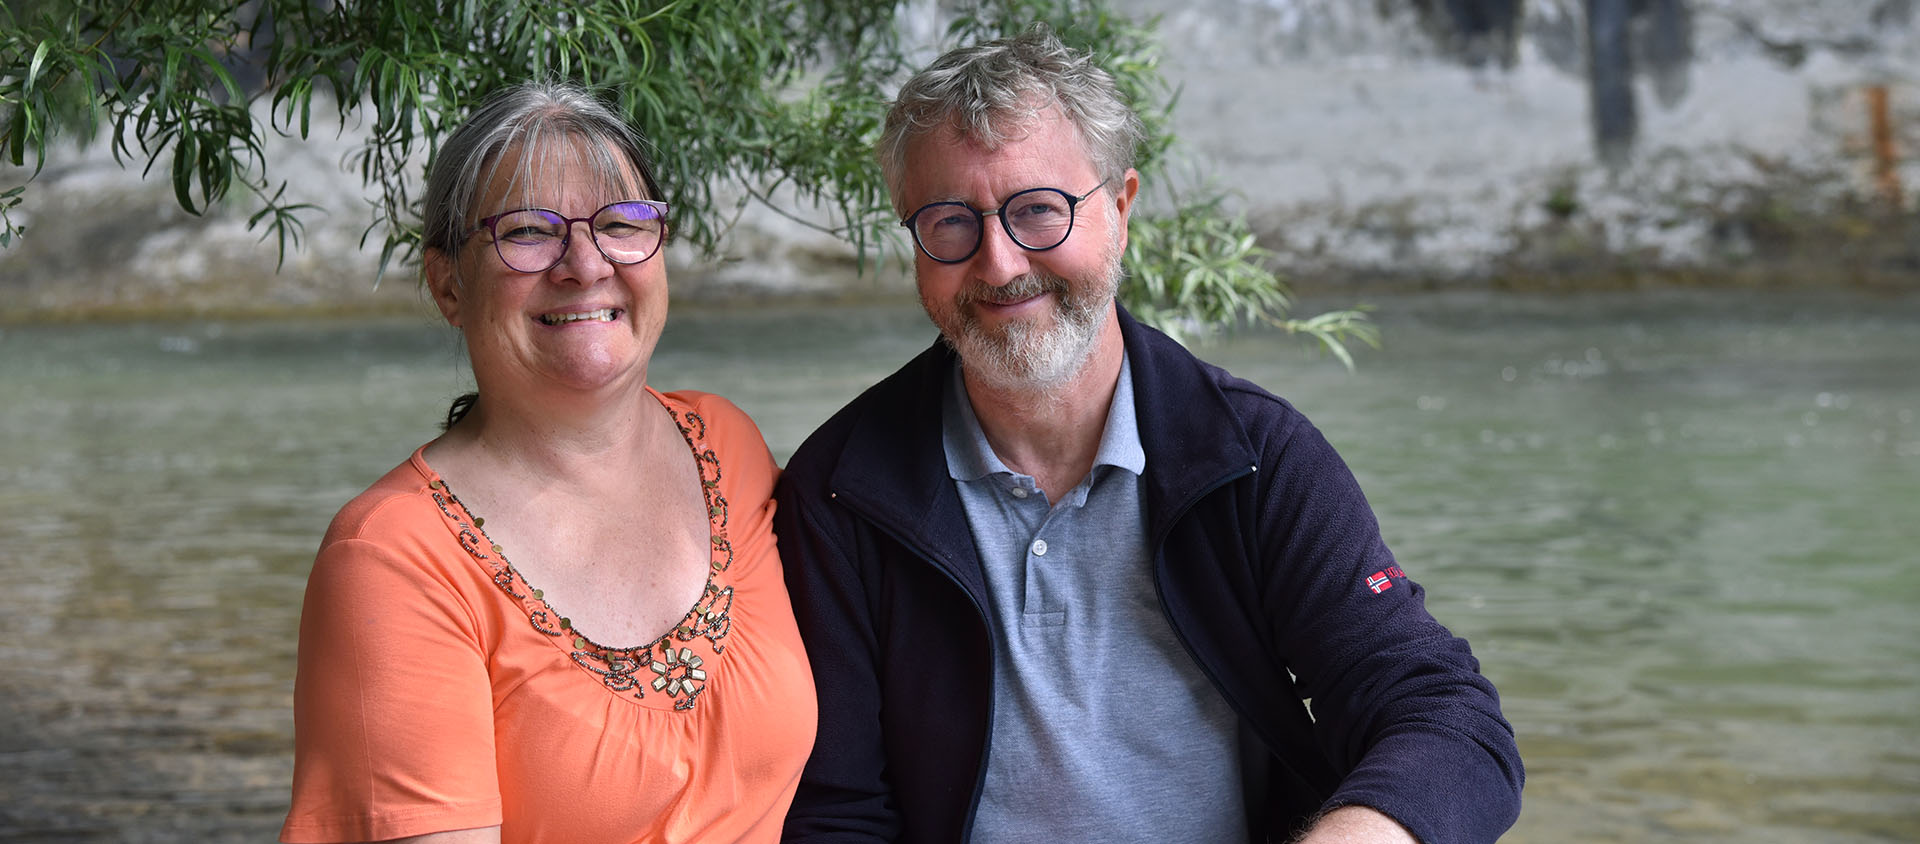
[500,226,557,243]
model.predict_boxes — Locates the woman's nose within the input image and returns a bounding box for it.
[551,221,614,282]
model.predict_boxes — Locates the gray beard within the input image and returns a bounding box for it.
[940,261,1120,394]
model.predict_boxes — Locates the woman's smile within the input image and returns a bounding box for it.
[537,307,623,326]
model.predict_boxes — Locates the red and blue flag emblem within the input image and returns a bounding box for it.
[1366,565,1406,595]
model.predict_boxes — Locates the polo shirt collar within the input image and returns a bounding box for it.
[941,352,1146,483]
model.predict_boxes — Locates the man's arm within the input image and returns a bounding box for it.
[1294,806,1417,844]
[775,474,901,843]
[1253,412,1524,844]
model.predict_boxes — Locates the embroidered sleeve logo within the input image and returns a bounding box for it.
[1366,565,1407,594]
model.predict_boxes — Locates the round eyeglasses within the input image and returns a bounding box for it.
[900,178,1112,264]
[467,199,669,273]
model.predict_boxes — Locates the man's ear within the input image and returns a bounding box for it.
[425,248,463,327]
[1113,167,1141,252]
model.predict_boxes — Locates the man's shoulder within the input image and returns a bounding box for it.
[781,401,858,490]
[1209,363,1302,423]
[1122,314,1306,436]
[783,339,946,489]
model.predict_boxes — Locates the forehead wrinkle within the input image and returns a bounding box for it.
[911,113,1092,208]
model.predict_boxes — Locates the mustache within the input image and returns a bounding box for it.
[954,273,1070,308]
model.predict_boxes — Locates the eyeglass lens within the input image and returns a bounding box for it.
[910,187,1079,263]
[490,201,665,273]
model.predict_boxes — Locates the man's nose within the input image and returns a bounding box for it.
[968,216,1031,286]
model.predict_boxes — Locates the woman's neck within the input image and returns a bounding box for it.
[429,384,671,494]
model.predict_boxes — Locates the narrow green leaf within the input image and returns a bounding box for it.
[26,41,53,92]
[173,132,199,213]
[161,46,182,105]
[1321,332,1357,371]
[193,47,245,104]
[4,110,26,167]
[201,135,228,202]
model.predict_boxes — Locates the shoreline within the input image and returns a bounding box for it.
[7,273,1914,327]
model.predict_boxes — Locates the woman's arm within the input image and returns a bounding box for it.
[373,826,502,844]
[284,529,504,842]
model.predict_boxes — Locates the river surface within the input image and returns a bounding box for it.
[1,289,1916,842]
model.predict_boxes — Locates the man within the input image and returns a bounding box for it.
[776,26,1522,844]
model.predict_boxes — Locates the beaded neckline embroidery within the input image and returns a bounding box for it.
[428,408,735,711]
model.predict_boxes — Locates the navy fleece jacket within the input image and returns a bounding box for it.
[776,307,1523,843]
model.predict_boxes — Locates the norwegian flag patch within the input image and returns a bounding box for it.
[1366,565,1406,595]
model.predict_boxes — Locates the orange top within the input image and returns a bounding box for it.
[281,389,816,844]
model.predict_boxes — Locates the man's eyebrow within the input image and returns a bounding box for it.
[919,185,1053,209]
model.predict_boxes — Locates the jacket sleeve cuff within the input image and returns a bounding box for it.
[1321,725,1523,844]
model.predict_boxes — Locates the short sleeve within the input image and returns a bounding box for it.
[281,529,503,843]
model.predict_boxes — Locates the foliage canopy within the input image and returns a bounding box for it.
[1,0,1372,357]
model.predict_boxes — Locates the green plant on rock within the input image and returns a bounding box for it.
[1543,181,1580,220]
[1125,195,1378,367]
[1,0,1371,361]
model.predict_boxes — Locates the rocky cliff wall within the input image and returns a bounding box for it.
[1127,0,1920,290]
[2,0,1914,320]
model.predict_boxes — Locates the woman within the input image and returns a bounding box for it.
[281,80,815,844]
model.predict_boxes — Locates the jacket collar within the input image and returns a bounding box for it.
[1114,307,1259,542]
[828,306,1257,568]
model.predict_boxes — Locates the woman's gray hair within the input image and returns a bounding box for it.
[877,25,1143,216]
[421,80,665,431]
[419,79,665,261]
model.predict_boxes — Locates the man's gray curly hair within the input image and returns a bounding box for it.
[877,24,1144,216]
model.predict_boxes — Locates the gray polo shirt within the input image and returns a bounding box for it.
[943,355,1247,842]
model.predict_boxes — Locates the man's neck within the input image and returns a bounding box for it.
[960,316,1124,504]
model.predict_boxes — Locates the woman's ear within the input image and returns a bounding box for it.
[425,248,463,327]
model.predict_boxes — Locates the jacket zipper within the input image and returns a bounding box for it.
[1148,463,1271,737]
[836,493,997,844]
[842,458,1255,843]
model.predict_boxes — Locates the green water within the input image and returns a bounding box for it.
[1,290,1915,842]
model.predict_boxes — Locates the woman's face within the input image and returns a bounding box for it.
[425,137,669,406]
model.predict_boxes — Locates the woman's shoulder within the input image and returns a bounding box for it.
[655,389,773,459]
[303,445,497,609]
[657,388,751,431]
[319,446,447,547]
[655,388,777,497]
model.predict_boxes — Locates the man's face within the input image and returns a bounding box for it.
[900,107,1137,392]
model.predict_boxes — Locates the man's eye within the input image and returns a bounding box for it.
[1010,199,1065,219]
